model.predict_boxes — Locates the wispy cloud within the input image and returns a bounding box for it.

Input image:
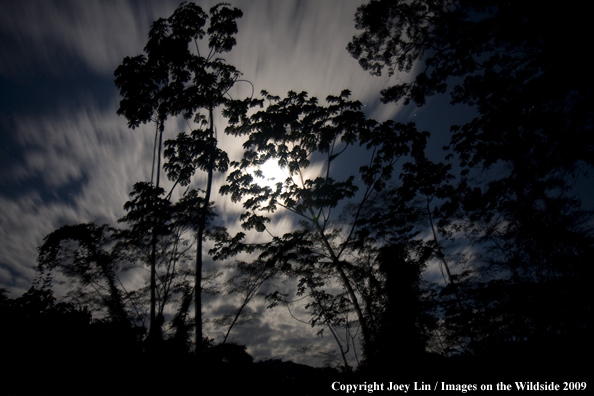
[1,98,154,292]
[0,0,176,77]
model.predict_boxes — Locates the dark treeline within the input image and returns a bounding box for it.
[3,1,592,394]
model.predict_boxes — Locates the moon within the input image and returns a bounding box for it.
[253,159,292,189]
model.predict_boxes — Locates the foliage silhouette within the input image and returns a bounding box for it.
[37,223,134,329]
[117,182,203,347]
[217,89,431,365]
[115,1,242,348]
[349,0,594,359]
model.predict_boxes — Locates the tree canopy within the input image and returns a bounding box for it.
[348,0,594,364]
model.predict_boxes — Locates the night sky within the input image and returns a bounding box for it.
[0,0,472,366]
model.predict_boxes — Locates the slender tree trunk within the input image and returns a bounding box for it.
[310,216,371,355]
[222,301,247,345]
[149,122,163,346]
[195,228,203,350]
[327,322,351,372]
[222,268,273,344]
[149,239,157,340]
[309,282,352,371]
[333,261,370,351]
[426,197,475,354]
[195,106,215,351]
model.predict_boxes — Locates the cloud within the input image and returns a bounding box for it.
[0,0,176,77]
[219,300,347,367]
[228,0,393,109]
[1,96,155,293]
[0,193,81,295]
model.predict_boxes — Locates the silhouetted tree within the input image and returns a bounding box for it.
[362,244,436,367]
[217,89,429,363]
[117,182,173,343]
[348,0,594,359]
[36,203,200,353]
[346,164,444,365]
[115,1,243,349]
[347,0,593,251]
[36,223,133,328]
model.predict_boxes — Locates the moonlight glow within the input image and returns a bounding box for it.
[253,159,292,189]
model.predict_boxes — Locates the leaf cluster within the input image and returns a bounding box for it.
[115,2,243,129]
[221,89,430,232]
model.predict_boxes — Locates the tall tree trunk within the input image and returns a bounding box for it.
[148,122,163,346]
[195,106,215,351]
